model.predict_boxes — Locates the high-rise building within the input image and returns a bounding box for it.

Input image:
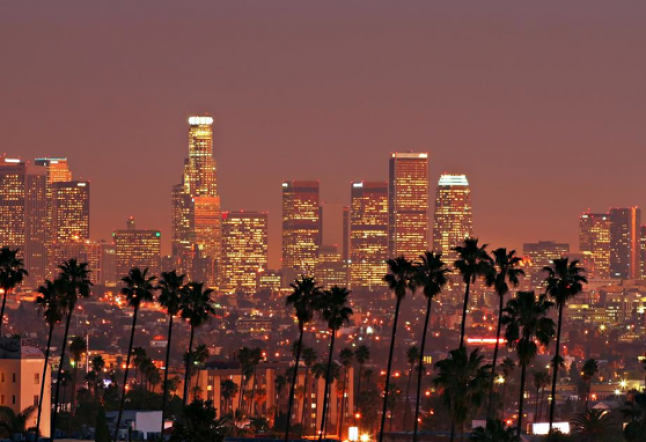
[0,157,28,251]
[432,174,473,263]
[171,116,221,286]
[315,244,348,289]
[579,212,611,279]
[113,217,161,278]
[349,181,388,291]
[52,239,103,285]
[523,241,570,290]
[282,180,320,276]
[388,152,429,259]
[51,181,90,244]
[609,207,641,280]
[221,211,268,294]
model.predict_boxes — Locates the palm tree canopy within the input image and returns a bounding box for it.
[157,270,186,316]
[470,418,519,442]
[488,248,524,297]
[582,359,599,380]
[543,257,587,307]
[533,371,550,391]
[453,238,494,284]
[406,345,420,366]
[0,405,35,436]
[383,256,415,299]
[181,281,216,328]
[57,258,93,307]
[36,278,66,325]
[339,348,354,367]
[0,247,28,292]
[317,286,353,332]
[121,267,156,309]
[286,276,321,326]
[502,291,555,365]
[570,408,618,441]
[414,251,449,300]
[355,345,370,365]
[302,346,318,368]
[69,336,87,363]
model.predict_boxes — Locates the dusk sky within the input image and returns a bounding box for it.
[2,1,645,268]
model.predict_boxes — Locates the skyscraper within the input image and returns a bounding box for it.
[609,207,641,280]
[0,157,28,251]
[523,241,570,290]
[113,217,161,278]
[221,211,268,294]
[282,180,320,277]
[579,212,611,279]
[350,181,388,291]
[49,181,90,274]
[432,174,473,263]
[388,152,429,259]
[171,116,222,286]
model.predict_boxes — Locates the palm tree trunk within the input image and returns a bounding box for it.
[114,305,139,442]
[72,364,78,413]
[379,295,403,442]
[539,387,545,421]
[194,366,201,401]
[0,289,9,337]
[51,307,73,441]
[413,296,432,442]
[549,303,564,432]
[586,380,591,409]
[459,279,471,349]
[183,325,195,407]
[356,363,363,432]
[403,363,413,431]
[534,383,540,422]
[517,359,527,437]
[487,293,505,419]
[285,323,304,442]
[339,366,348,439]
[299,369,309,437]
[36,321,55,437]
[319,331,336,441]
[160,315,174,436]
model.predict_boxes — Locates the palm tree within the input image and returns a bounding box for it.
[412,251,448,441]
[469,419,519,442]
[114,267,156,441]
[622,391,646,441]
[433,347,491,442]
[0,406,36,438]
[248,347,263,415]
[501,291,555,437]
[403,345,420,431]
[581,359,599,409]
[181,281,215,407]
[533,371,550,422]
[35,278,65,436]
[544,258,586,431]
[274,374,287,424]
[354,345,370,412]
[132,346,147,390]
[487,248,523,418]
[316,286,353,441]
[499,357,516,407]
[51,259,92,440]
[338,347,354,439]
[299,346,318,436]
[221,379,239,414]
[88,355,106,400]
[68,336,87,412]
[453,238,493,349]
[237,346,253,411]
[192,344,210,400]
[156,269,185,435]
[284,276,321,442]
[570,408,617,442]
[380,256,415,442]
[0,247,28,336]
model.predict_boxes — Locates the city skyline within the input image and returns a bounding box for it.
[3,2,646,269]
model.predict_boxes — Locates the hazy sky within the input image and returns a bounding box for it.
[2,1,645,268]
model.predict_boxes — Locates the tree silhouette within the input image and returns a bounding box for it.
[338,347,354,439]
[68,336,87,413]
[0,247,28,336]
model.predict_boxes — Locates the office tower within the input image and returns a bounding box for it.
[113,217,161,278]
[53,239,103,285]
[0,337,51,436]
[432,174,473,263]
[0,157,28,251]
[609,207,641,280]
[101,242,117,286]
[282,180,320,277]
[523,241,570,290]
[171,116,221,286]
[221,211,268,294]
[641,226,646,280]
[388,152,429,259]
[350,181,388,291]
[315,244,347,289]
[579,212,611,279]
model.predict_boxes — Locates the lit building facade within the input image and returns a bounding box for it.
[388,152,429,259]
[579,212,611,279]
[113,218,161,278]
[51,239,103,285]
[432,174,473,263]
[523,241,570,290]
[282,180,320,276]
[349,181,388,291]
[315,244,348,289]
[221,211,268,294]
[609,207,641,280]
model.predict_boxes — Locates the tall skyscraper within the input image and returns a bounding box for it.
[0,157,28,251]
[221,211,268,294]
[282,180,320,276]
[609,207,641,280]
[579,212,611,279]
[171,116,222,286]
[350,181,388,291]
[432,174,473,263]
[523,241,570,290]
[113,217,161,278]
[388,152,429,259]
